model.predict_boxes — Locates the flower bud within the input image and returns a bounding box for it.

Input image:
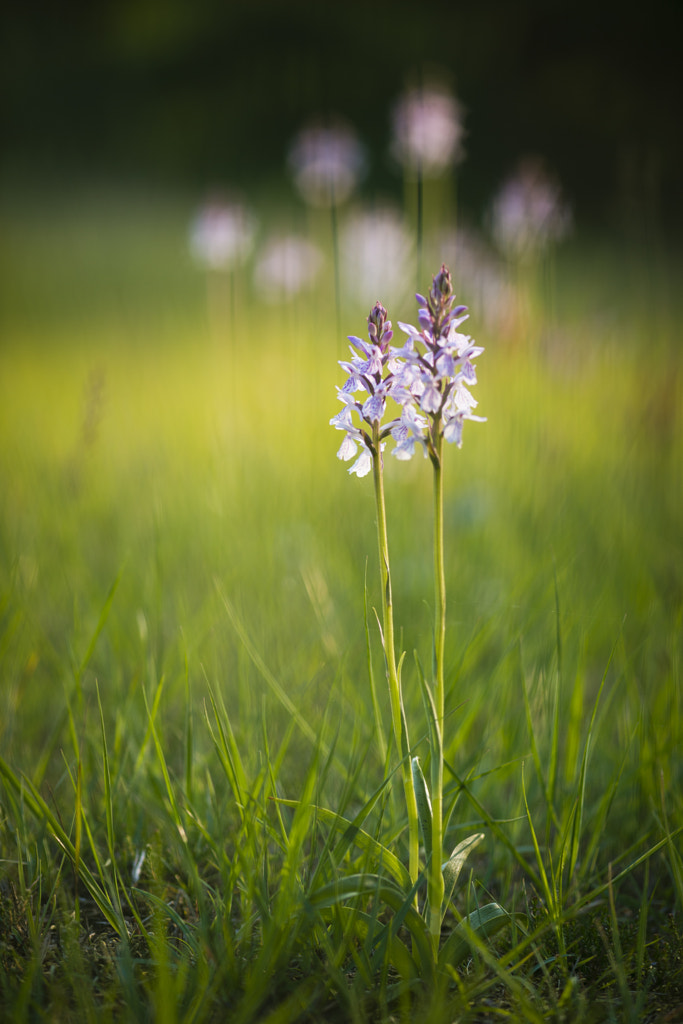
[432,264,453,304]
[418,308,433,331]
[368,301,388,337]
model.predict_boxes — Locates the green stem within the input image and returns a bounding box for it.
[433,431,446,733]
[371,423,419,889]
[429,429,446,949]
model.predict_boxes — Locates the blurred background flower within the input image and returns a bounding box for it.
[4,1,681,233]
[341,207,413,309]
[437,227,518,335]
[489,158,572,260]
[288,121,366,207]
[390,84,465,178]
[254,235,323,301]
[189,195,256,270]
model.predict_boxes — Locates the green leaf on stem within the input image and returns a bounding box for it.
[411,756,432,867]
[442,832,485,915]
[274,799,410,891]
[308,873,435,981]
[438,902,523,968]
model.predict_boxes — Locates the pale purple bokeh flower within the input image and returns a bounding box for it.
[288,122,366,207]
[342,208,413,308]
[490,158,572,259]
[254,236,323,301]
[391,86,465,177]
[190,198,256,270]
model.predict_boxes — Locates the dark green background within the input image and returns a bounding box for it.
[2,0,682,229]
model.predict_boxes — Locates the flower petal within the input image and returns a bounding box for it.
[337,435,358,461]
[349,449,373,477]
[435,350,455,378]
[443,414,464,447]
[391,439,415,460]
[420,383,441,414]
[362,393,386,423]
[397,320,423,340]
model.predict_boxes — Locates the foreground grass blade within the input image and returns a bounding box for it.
[307,873,434,981]
[438,902,523,968]
[275,799,410,891]
[73,571,122,699]
[0,754,123,935]
[217,582,319,748]
[566,635,616,882]
[328,905,418,982]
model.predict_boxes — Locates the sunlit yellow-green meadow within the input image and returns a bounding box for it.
[1,185,682,1021]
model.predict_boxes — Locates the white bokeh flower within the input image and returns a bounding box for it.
[190,197,256,270]
[254,236,323,301]
[341,208,413,308]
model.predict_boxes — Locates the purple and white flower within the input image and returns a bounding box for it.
[331,301,406,475]
[390,265,486,454]
[391,404,429,461]
[332,266,485,477]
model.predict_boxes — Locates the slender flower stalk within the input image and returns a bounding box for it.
[392,265,486,949]
[330,301,419,886]
[371,418,420,887]
[429,430,446,947]
[331,268,486,950]
[432,431,446,727]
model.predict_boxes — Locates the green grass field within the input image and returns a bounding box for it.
[1,184,681,1022]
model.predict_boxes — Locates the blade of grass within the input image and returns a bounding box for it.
[0,754,123,934]
[217,582,319,748]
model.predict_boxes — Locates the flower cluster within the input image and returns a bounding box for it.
[329,301,399,477]
[331,266,485,475]
[393,265,486,456]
